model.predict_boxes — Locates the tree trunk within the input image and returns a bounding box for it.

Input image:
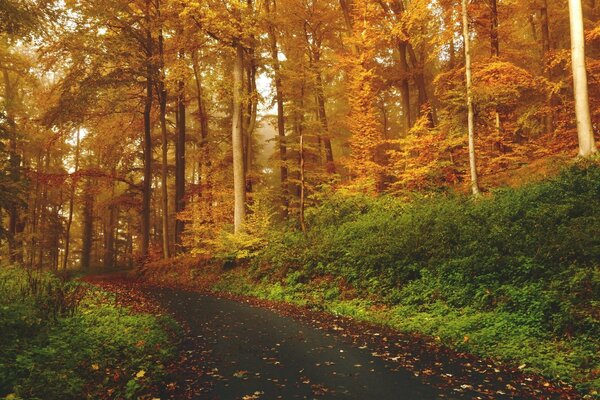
[63,127,80,270]
[541,0,550,55]
[311,50,336,173]
[81,177,94,270]
[232,43,246,234]
[398,42,412,131]
[158,24,171,259]
[568,0,597,157]
[266,0,289,216]
[462,0,481,195]
[539,0,555,134]
[2,68,23,264]
[175,49,186,249]
[141,0,153,259]
[103,173,116,269]
[377,0,412,131]
[243,50,258,195]
[299,130,306,232]
[191,49,211,209]
[490,0,499,57]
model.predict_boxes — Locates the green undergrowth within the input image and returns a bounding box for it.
[142,162,600,396]
[0,267,179,400]
[208,162,600,396]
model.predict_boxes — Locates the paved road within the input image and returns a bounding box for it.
[146,287,441,400]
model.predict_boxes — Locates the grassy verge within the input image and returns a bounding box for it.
[140,162,600,397]
[0,267,179,400]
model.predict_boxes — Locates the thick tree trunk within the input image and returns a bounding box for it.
[568,0,597,157]
[141,0,153,259]
[462,0,481,196]
[232,43,246,234]
[406,44,432,123]
[266,0,289,215]
[378,0,412,131]
[541,0,550,54]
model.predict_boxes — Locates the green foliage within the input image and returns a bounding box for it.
[0,268,177,400]
[243,162,600,393]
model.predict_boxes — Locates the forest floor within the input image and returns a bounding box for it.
[85,274,583,400]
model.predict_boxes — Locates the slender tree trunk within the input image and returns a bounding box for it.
[175,49,186,249]
[232,43,246,234]
[243,50,258,195]
[299,130,306,233]
[63,127,80,270]
[490,0,501,138]
[37,151,50,270]
[81,177,94,270]
[141,0,153,259]
[103,173,116,269]
[158,24,170,258]
[539,0,554,134]
[191,50,211,207]
[490,0,499,57]
[568,0,598,156]
[2,68,22,264]
[462,0,481,195]
[313,50,336,173]
[398,43,412,131]
[266,0,289,216]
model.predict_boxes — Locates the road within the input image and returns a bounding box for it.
[146,287,441,400]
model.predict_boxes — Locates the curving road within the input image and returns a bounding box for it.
[146,287,441,400]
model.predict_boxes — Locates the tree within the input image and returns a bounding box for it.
[568,0,598,157]
[461,0,481,195]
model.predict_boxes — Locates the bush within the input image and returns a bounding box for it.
[0,268,177,400]
[248,162,600,393]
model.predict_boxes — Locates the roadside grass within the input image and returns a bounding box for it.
[0,267,179,400]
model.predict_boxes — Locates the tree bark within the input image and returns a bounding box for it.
[232,43,246,234]
[266,0,289,215]
[63,127,80,270]
[243,49,258,195]
[175,49,186,249]
[462,0,481,195]
[191,49,210,199]
[103,189,116,270]
[490,0,499,57]
[158,23,171,258]
[81,177,94,270]
[2,68,23,264]
[312,50,336,173]
[141,0,153,259]
[569,0,598,156]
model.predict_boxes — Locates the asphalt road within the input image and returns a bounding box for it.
[146,287,441,400]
